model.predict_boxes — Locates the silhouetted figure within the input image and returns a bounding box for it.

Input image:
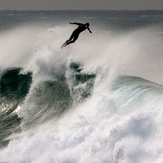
[61,22,92,48]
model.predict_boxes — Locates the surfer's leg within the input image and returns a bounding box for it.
[61,31,79,48]
[68,32,74,41]
[62,33,74,48]
[66,32,76,44]
[66,34,79,45]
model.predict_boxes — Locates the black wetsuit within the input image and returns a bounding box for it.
[65,22,91,45]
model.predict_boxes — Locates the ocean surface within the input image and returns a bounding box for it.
[0,10,163,163]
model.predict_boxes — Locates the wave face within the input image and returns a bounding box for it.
[0,10,163,163]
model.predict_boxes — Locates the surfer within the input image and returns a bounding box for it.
[61,22,92,48]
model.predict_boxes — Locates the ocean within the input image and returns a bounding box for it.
[0,10,163,163]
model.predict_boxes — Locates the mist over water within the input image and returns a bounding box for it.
[0,10,163,163]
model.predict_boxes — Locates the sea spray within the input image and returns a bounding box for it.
[0,10,163,163]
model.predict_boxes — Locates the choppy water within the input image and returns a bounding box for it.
[0,10,163,163]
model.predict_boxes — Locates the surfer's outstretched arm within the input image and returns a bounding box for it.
[69,22,84,25]
[87,26,92,33]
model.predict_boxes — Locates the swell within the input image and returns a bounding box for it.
[1,72,163,162]
[0,68,32,147]
[0,63,96,147]
[0,12,163,161]
[111,75,163,114]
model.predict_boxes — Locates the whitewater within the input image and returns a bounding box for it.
[0,10,163,163]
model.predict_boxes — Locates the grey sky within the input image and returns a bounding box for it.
[0,0,163,10]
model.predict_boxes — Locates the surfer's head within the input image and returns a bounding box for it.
[85,23,89,27]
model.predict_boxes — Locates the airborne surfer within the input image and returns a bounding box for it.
[61,22,92,49]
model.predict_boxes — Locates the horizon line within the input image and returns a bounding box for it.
[0,9,163,11]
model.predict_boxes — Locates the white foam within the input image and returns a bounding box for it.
[1,74,163,163]
[0,23,163,163]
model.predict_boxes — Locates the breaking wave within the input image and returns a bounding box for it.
[0,20,163,163]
